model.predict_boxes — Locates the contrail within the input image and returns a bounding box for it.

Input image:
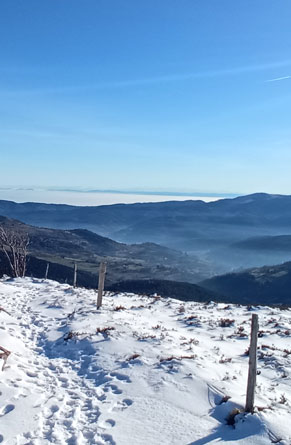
[2,60,291,96]
[266,75,291,82]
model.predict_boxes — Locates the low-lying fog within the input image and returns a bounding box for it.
[0,188,225,206]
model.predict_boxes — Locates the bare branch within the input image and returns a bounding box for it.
[0,346,11,371]
[0,226,29,277]
[0,306,11,316]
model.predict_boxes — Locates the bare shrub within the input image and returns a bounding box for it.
[0,346,11,371]
[181,337,199,346]
[235,326,248,338]
[226,408,241,426]
[63,331,90,341]
[152,324,161,330]
[96,327,115,335]
[219,318,235,328]
[136,333,156,341]
[279,394,287,404]
[219,395,231,405]
[0,226,29,278]
[219,355,232,364]
[113,305,126,311]
[0,306,11,316]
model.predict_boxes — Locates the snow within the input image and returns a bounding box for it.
[0,278,291,444]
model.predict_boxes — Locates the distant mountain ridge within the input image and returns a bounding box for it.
[1,193,291,247]
[1,193,291,274]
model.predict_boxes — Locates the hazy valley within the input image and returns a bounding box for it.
[1,193,291,306]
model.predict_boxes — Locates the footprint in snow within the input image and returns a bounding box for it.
[0,404,15,416]
[123,399,133,406]
[58,376,68,383]
[63,419,73,429]
[110,372,131,383]
[17,392,29,399]
[101,433,116,445]
[66,400,77,407]
[81,399,93,411]
[82,430,95,441]
[26,371,38,378]
[111,399,133,412]
[104,384,123,395]
[48,364,56,371]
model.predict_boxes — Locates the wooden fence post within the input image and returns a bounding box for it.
[73,262,78,288]
[245,313,259,413]
[97,262,107,308]
[45,263,49,280]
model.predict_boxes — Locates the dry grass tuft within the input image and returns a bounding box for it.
[219,355,232,364]
[96,326,115,335]
[113,305,126,311]
[126,353,141,361]
[159,354,196,363]
[219,318,235,328]
[226,408,241,426]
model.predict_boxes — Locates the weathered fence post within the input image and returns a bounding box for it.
[245,313,259,413]
[45,263,49,280]
[97,262,107,309]
[73,262,78,288]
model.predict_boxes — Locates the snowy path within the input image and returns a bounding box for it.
[1,281,135,444]
[1,278,291,444]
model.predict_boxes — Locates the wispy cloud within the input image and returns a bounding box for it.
[266,75,291,83]
[1,60,291,96]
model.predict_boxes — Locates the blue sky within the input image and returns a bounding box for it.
[1,0,291,196]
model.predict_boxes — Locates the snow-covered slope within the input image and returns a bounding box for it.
[0,278,291,444]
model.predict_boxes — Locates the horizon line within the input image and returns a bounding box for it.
[0,186,240,198]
